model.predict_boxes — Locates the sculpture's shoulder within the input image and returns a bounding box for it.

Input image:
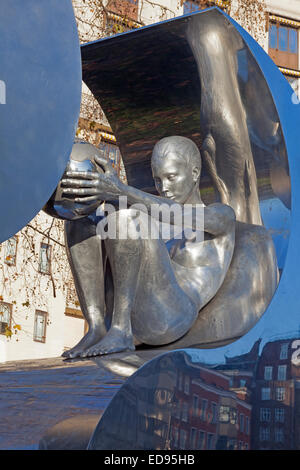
[206,202,236,222]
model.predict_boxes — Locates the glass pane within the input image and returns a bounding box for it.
[0,304,10,324]
[35,313,45,340]
[269,23,278,49]
[279,26,288,51]
[289,28,298,53]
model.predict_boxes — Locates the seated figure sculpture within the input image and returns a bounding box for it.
[61,136,278,357]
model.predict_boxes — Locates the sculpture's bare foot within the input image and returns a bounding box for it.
[62,329,105,359]
[80,327,135,357]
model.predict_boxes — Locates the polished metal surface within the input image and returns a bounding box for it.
[43,140,104,221]
[56,7,287,358]
[87,8,300,451]
[0,0,81,243]
[88,346,300,450]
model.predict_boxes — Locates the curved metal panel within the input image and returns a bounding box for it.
[0,0,81,242]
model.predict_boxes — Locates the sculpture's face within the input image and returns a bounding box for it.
[152,151,198,204]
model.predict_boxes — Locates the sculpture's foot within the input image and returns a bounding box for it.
[62,329,105,359]
[80,328,135,357]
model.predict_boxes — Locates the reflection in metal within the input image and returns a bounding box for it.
[43,140,104,221]
[51,6,292,359]
[88,344,300,450]
[0,0,81,242]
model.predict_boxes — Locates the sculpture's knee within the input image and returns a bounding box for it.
[103,208,151,240]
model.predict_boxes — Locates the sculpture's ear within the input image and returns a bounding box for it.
[192,166,201,182]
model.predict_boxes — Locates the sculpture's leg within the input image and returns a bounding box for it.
[62,217,107,358]
[81,209,198,357]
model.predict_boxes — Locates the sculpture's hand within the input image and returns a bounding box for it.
[61,155,124,204]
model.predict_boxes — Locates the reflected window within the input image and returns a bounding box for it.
[179,429,187,449]
[230,408,238,425]
[275,427,284,443]
[240,413,244,432]
[261,387,271,400]
[190,428,197,449]
[276,387,286,401]
[172,426,179,447]
[259,427,270,441]
[192,395,199,417]
[178,373,183,391]
[211,403,218,424]
[182,402,188,422]
[201,399,208,421]
[207,433,215,450]
[277,365,287,381]
[5,236,17,265]
[280,343,289,360]
[0,302,12,335]
[184,376,190,395]
[245,416,250,435]
[33,310,47,343]
[260,407,271,422]
[275,408,285,423]
[219,405,230,423]
[264,366,273,380]
[197,431,205,450]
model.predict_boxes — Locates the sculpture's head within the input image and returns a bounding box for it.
[151,136,201,204]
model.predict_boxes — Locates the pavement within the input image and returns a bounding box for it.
[0,350,163,450]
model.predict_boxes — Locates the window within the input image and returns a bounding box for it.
[192,395,199,417]
[190,428,197,449]
[245,416,250,435]
[211,403,218,423]
[230,408,238,425]
[219,405,230,423]
[172,426,179,447]
[261,387,271,400]
[240,379,247,387]
[275,408,285,423]
[268,21,299,69]
[179,429,187,449]
[260,408,271,422]
[276,387,286,402]
[207,433,215,450]
[197,431,205,450]
[240,413,245,432]
[280,343,289,360]
[182,402,189,422]
[275,427,284,443]
[5,236,17,265]
[184,376,190,395]
[39,243,51,274]
[33,310,47,343]
[0,302,12,334]
[200,399,208,421]
[259,427,270,442]
[264,366,273,380]
[278,365,287,381]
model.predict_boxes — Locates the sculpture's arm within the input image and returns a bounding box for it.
[61,155,235,236]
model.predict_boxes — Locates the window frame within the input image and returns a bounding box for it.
[39,242,52,275]
[4,235,18,266]
[0,301,12,335]
[33,310,48,343]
